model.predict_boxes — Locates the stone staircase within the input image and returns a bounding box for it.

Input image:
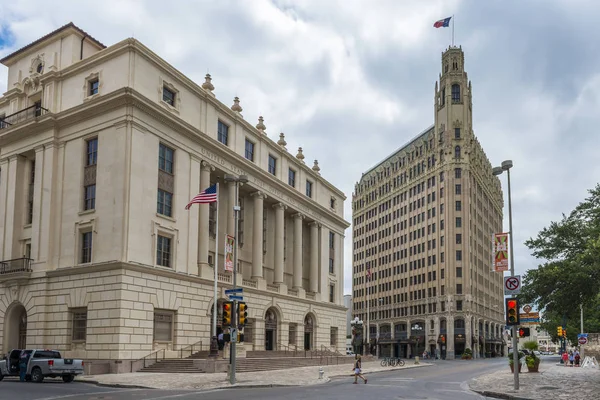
[139,359,205,373]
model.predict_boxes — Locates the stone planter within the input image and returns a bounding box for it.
[509,363,522,373]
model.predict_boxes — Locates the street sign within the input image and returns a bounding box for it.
[225,288,243,294]
[522,304,532,313]
[231,328,237,343]
[504,275,521,295]
[578,333,588,345]
[228,295,243,301]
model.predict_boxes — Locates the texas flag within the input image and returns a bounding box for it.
[433,16,452,28]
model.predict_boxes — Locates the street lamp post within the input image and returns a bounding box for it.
[223,174,248,385]
[492,160,519,391]
[412,324,423,358]
[351,317,364,355]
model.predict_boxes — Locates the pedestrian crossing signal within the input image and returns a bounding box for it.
[505,298,520,326]
[518,327,530,337]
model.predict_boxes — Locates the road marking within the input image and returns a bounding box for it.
[37,389,143,400]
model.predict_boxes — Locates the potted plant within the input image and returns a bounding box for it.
[508,351,524,373]
[461,348,473,360]
[522,341,541,372]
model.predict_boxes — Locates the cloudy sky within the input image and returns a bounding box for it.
[1,0,599,295]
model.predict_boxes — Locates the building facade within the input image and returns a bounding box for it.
[0,23,349,373]
[351,47,505,360]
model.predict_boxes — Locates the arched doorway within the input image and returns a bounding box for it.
[264,308,278,351]
[304,314,315,350]
[3,303,27,353]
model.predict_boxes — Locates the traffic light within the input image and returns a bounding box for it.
[518,327,530,337]
[563,328,567,338]
[557,326,563,337]
[238,302,248,326]
[222,301,233,327]
[505,297,520,326]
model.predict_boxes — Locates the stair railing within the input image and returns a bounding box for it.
[179,340,203,359]
[130,348,166,372]
[278,342,298,357]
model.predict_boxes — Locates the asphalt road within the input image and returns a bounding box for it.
[0,357,507,400]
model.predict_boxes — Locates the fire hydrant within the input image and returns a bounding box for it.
[319,366,324,379]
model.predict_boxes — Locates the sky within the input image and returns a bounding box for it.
[1,0,600,296]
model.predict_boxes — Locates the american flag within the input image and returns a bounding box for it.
[185,184,217,209]
[366,262,372,281]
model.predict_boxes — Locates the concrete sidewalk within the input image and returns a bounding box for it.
[77,360,431,390]
[469,362,600,399]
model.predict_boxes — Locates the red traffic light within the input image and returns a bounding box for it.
[507,300,517,309]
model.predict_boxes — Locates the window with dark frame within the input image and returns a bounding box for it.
[27,161,35,224]
[72,309,87,341]
[81,231,92,264]
[451,84,460,102]
[86,138,98,166]
[89,79,99,96]
[455,167,461,178]
[329,284,335,302]
[157,189,173,217]
[162,86,175,106]
[153,311,173,342]
[454,127,461,139]
[84,184,96,210]
[306,180,313,198]
[245,139,255,161]
[217,120,229,145]
[157,235,172,267]
[159,144,174,174]
[268,155,276,175]
[288,168,296,187]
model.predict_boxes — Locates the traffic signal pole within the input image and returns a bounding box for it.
[506,167,519,391]
[230,182,241,385]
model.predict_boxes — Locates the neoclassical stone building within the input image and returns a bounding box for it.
[351,46,506,360]
[0,23,349,373]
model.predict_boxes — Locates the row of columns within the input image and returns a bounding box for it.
[197,161,324,292]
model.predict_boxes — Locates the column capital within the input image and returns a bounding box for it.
[34,145,45,153]
[251,191,267,200]
[292,212,304,220]
[201,160,215,171]
[308,221,321,228]
[272,202,287,211]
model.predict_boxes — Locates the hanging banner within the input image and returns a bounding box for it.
[492,233,509,272]
[225,235,235,272]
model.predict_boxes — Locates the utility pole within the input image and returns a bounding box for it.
[580,303,584,359]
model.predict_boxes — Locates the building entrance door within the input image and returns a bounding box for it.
[265,330,274,351]
[304,332,311,350]
[264,308,278,351]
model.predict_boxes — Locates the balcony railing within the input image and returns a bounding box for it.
[0,258,33,275]
[0,104,49,130]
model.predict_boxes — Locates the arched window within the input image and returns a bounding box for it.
[451,84,460,102]
[455,146,461,159]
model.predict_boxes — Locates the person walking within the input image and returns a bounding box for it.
[19,351,30,382]
[561,351,568,367]
[353,355,367,384]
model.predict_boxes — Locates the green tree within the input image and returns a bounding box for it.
[521,184,600,328]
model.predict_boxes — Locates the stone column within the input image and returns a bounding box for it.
[292,213,304,289]
[465,314,472,356]
[273,203,286,284]
[251,192,266,279]
[446,315,455,359]
[198,161,212,268]
[309,222,319,293]
[227,180,236,236]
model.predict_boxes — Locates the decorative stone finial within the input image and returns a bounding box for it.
[312,160,320,174]
[231,97,243,113]
[256,116,266,133]
[278,132,287,149]
[296,147,305,163]
[202,73,214,92]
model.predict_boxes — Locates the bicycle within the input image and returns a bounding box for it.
[380,357,405,367]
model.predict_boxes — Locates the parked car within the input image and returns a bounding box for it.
[0,349,84,383]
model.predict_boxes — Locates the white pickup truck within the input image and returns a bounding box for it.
[0,349,84,383]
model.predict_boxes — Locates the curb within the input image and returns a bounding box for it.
[77,379,153,389]
[472,390,533,400]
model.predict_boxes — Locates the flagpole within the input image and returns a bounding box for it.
[452,15,455,46]
[212,182,219,337]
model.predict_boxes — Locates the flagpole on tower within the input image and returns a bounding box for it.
[452,15,455,46]
[212,183,220,338]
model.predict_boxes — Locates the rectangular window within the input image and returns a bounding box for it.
[84,184,96,210]
[454,128,461,139]
[245,139,255,161]
[456,217,462,228]
[456,233,462,244]
[89,79,99,96]
[153,311,173,342]
[329,232,335,249]
[455,201,461,211]
[306,180,313,198]
[157,235,172,267]
[157,189,173,217]
[27,161,35,224]
[268,154,277,175]
[162,87,175,106]
[330,327,338,346]
[72,308,87,341]
[81,231,92,264]
[158,144,174,174]
[455,167,461,178]
[456,267,462,277]
[456,284,463,295]
[456,300,463,311]
[86,138,98,166]
[288,168,296,187]
[217,120,229,145]
[329,258,334,274]
[456,250,462,261]
[289,323,297,345]
[329,284,335,302]
[455,184,461,195]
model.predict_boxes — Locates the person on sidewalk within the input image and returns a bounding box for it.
[562,351,568,366]
[574,350,580,367]
[353,355,367,384]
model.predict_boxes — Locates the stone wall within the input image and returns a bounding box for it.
[582,333,600,359]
